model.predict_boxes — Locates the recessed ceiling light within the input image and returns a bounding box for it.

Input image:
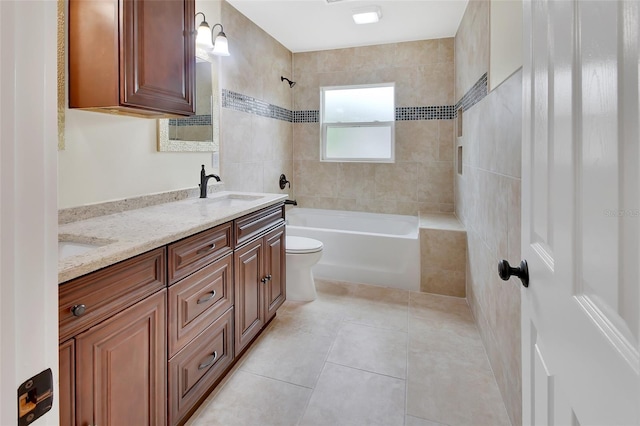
[352,5,382,24]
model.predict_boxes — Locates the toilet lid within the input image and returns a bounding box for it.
[286,236,323,254]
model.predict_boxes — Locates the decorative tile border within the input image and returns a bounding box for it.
[221,73,488,124]
[293,110,320,123]
[396,106,456,121]
[455,73,488,114]
[222,89,293,122]
[168,114,212,127]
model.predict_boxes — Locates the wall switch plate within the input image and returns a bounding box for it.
[211,152,220,172]
[18,369,53,426]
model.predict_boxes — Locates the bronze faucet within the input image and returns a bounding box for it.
[199,165,221,198]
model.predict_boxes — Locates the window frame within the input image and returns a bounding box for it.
[320,82,396,163]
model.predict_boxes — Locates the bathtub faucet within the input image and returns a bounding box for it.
[199,165,221,198]
[285,199,297,206]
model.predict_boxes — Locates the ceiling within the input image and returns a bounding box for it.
[225,0,469,53]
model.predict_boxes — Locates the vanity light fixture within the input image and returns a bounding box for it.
[195,12,230,56]
[352,5,382,24]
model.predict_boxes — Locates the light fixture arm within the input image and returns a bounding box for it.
[211,23,225,35]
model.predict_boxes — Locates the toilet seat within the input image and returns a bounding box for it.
[286,236,323,254]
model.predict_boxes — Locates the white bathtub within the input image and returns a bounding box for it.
[286,208,420,291]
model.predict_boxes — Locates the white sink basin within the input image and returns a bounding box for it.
[58,237,113,260]
[192,193,264,207]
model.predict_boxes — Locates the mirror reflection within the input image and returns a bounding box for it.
[157,56,219,152]
[169,60,213,142]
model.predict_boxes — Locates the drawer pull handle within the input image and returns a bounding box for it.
[196,243,216,255]
[71,304,86,317]
[197,291,216,304]
[198,351,218,370]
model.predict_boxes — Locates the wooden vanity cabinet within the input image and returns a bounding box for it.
[75,291,167,426]
[58,247,167,426]
[167,225,235,426]
[59,202,287,425]
[68,0,195,117]
[234,204,286,354]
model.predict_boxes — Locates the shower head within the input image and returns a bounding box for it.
[281,76,296,88]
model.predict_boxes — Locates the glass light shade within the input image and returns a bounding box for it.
[196,22,213,49]
[212,33,230,56]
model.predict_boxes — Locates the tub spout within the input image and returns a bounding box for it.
[285,199,297,206]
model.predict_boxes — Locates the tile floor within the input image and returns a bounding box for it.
[186,279,511,426]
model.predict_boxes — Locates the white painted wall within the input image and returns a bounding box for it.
[58,111,213,208]
[1,1,59,424]
[58,0,222,209]
[489,0,523,91]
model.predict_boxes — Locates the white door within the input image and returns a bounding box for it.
[0,1,59,424]
[521,0,640,425]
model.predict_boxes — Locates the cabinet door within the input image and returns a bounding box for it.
[264,226,286,323]
[234,239,264,354]
[76,290,167,426]
[59,340,75,426]
[121,0,195,115]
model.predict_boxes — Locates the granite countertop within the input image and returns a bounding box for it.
[58,191,288,284]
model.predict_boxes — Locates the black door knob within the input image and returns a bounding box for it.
[498,260,529,288]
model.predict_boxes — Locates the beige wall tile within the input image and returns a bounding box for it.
[420,229,466,272]
[417,162,454,204]
[420,268,466,297]
[438,120,455,162]
[395,40,440,68]
[219,2,293,196]
[336,163,376,199]
[374,163,418,202]
[454,0,489,102]
[292,40,456,216]
[454,34,522,424]
[396,121,439,163]
[294,160,339,198]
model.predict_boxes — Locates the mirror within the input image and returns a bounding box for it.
[157,56,220,152]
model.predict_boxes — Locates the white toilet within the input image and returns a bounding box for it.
[286,236,323,301]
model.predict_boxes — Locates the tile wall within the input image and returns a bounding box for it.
[454,0,522,424]
[218,2,293,195]
[291,40,456,215]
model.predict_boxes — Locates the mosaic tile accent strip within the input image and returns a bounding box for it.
[221,73,488,124]
[396,106,456,121]
[222,89,293,122]
[294,110,320,123]
[455,73,488,114]
[168,114,212,127]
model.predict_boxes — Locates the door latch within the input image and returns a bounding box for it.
[18,368,53,426]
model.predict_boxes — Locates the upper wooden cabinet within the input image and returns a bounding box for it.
[68,0,196,117]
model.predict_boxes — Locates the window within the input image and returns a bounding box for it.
[320,83,395,162]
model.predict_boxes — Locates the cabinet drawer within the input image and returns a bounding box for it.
[168,253,233,358]
[168,308,234,426]
[168,222,233,285]
[234,203,285,247]
[59,247,166,342]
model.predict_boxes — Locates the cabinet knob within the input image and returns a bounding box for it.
[261,277,267,283]
[71,304,86,317]
[266,274,272,281]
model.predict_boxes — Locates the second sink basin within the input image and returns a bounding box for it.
[59,236,114,260]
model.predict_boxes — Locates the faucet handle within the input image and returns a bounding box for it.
[279,174,290,190]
